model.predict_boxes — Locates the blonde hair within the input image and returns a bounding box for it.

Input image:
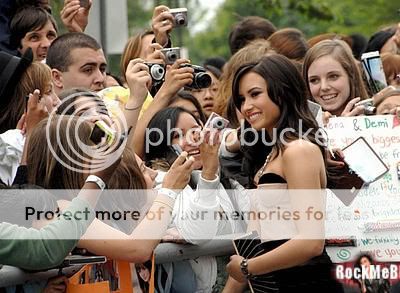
[120,30,153,81]
[0,61,51,133]
[213,39,274,117]
[302,39,368,104]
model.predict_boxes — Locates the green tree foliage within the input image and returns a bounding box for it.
[52,0,399,67]
[185,0,399,62]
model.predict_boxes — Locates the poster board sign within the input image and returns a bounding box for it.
[325,115,400,262]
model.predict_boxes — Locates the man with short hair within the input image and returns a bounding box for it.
[46,32,107,95]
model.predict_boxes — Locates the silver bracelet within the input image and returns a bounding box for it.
[158,188,178,200]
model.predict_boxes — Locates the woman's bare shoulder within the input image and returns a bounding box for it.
[283,140,322,159]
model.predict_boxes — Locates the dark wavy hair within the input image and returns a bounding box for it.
[144,107,201,165]
[232,54,326,183]
[168,91,207,124]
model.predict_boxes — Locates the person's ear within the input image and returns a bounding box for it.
[51,68,63,90]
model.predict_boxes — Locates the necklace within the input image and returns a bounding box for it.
[255,151,273,183]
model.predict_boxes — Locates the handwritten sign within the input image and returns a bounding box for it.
[325,115,400,262]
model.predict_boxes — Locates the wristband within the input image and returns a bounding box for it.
[240,258,252,279]
[158,188,178,200]
[85,175,106,190]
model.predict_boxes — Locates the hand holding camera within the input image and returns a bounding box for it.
[158,58,194,98]
[61,0,91,33]
[180,64,212,90]
[340,97,366,117]
[161,47,181,65]
[200,113,228,180]
[143,43,165,65]
[152,5,175,47]
[125,58,152,107]
[162,151,195,191]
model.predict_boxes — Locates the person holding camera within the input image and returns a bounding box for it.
[189,64,221,118]
[133,57,196,158]
[145,106,249,292]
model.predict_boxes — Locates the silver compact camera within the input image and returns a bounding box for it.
[161,47,181,65]
[355,98,376,115]
[204,112,229,130]
[144,63,165,84]
[169,8,188,27]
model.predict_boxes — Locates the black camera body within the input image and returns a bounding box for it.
[169,8,188,27]
[181,64,212,90]
[144,63,165,84]
[161,47,181,65]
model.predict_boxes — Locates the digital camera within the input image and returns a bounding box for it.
[79,0,90,9]
[144,63,165,84]
[204,112,229,130]
[169,8,188,27]
[161,47,181,65]
[180,64,212,90]
[355,98,376,115]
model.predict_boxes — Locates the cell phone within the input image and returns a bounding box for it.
[307,100,322,118]
[62,255,106,267]
[166,144,186,165]
[79,0,90,9]
[204,112,229,130]
[361,51,387,94]
[89,120,115,145]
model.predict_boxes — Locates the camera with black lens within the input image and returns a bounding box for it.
[355,98,376,115]
[161,47,181,65]
[144,63,165,84]
[169,8,188,27]
[180,64,212,90]
[204,112,229,130]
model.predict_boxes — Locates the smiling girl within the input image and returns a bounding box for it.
[225,54,342,292]
[302,39,368,117]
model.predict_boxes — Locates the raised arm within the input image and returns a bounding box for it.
[133,59,194,158]
[76,152,194,263]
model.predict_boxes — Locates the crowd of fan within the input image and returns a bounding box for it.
[0,0,399,292]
